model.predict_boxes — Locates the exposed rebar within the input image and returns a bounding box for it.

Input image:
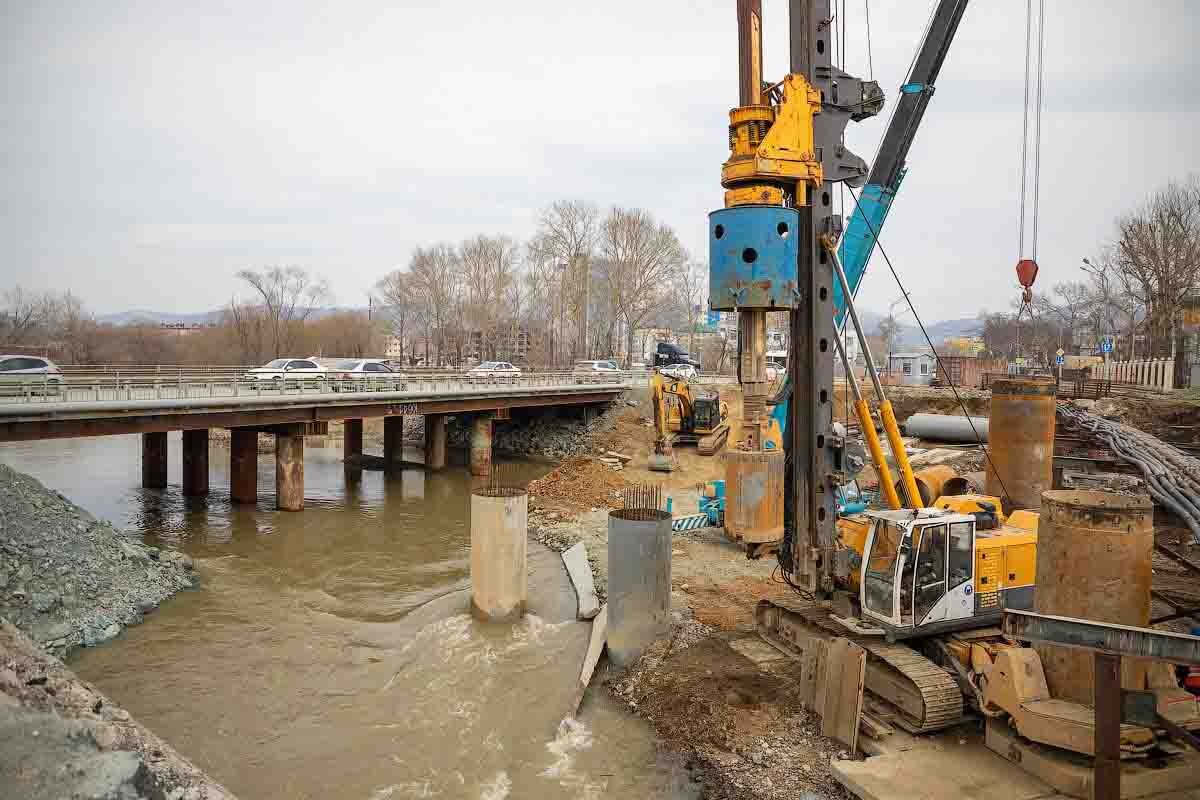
[617,484,665,521]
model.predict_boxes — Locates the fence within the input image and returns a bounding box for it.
[1089,359,1175,394]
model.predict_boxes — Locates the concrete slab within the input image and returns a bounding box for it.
[573,604,607,714]
[832,728,1059,800]
[562,541,601,620]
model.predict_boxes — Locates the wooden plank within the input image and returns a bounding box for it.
[859,711,894,740]
[821,637,867,752]
[561,542,601,620]
[800,638,827,711]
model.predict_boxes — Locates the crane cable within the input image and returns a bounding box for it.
[1015,0,1047,361]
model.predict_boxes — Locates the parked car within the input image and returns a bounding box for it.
[573,360,620,374]
[329,358,398,376]
[468,361,522,376]
[0,355,63,394]
[243,358,328,382]
[659,363,698,381]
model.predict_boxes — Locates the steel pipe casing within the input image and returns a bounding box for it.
[1034,490,1154,705]
[985,377,1056,512]
[724,449,785,543]
[607,509,672,668]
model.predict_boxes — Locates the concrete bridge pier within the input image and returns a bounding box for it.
[230,429,258,504]
[343,419,363,464]
[182,429,209,497]
[141,432,168,489]
[384,416,405,471]
[275,433,304,511]
[469,415,493,476]
[425,414,446,470]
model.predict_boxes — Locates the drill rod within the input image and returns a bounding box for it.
[822,235,923,508]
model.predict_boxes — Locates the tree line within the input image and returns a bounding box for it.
[376,200,700,368]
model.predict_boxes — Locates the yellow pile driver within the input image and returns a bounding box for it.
[649,370,730,472]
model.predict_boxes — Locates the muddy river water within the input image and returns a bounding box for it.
[0,434,698,800]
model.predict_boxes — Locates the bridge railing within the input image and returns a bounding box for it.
[0,368,743,406]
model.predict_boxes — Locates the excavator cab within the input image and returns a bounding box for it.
[859,509,978,638]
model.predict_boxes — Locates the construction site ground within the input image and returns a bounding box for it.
[525,382,1200,800]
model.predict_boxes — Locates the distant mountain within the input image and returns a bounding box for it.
[95,309,223,326]
[95,307,364,326]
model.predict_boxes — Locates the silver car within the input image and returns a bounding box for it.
[0,355,63,395]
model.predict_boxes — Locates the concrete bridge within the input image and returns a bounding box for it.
[0,374,625,511]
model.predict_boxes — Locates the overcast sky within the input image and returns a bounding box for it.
[3,1,1198,320]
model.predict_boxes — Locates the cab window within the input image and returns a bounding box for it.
[948,522,973,590]
[864,521,903,619]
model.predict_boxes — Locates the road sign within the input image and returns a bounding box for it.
[1055,355,1065,366]
[1101,337,1114,354]
[1055,347,1065,357]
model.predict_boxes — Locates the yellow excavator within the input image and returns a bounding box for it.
[648,369,730,472]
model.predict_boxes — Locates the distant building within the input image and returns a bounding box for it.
[384,335,404,361]
[887,352,936,385]
[158,322,210,336]
[466,326,530,364]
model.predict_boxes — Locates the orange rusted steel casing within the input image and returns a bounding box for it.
[1034,490,1154,705]
[895,464,958,507]
[985,376,1056,512]
[724,449,785,544]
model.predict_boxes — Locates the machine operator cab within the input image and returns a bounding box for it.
[856,507,979,639]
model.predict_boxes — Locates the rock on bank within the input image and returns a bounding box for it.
[0,464,196,657]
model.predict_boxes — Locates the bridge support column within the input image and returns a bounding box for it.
[182,429,209,497]
[141,432,168,489]
[469,415,493,476]
[425,414,446,471]
[275,434,304,511]
[230,429,258,504]
[384,416,404,471]
[343,419,363,464]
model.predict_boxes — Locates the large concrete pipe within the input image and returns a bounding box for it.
[1035,490,1153,705]
[902,413,989,443]
[723,449,785,545]
[607,507,672,667]
[895,465,958,507]
[470,486,527,622]
[985,376,1056,512]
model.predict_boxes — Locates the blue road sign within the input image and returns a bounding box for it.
[1055,354,1065,365]
[1101,337,1114,353]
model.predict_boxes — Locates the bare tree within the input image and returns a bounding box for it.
[876,313,901,358]
[376,268,413,365]
[598,207,686,367]
[1109,177,1200,358]
[1032,281,1091,353]
[405,244,461,366]
[235,267,330,357]
[460,234,519,360]
[531,200,599,359]
[0,287,48,344]
[673,259,706,356]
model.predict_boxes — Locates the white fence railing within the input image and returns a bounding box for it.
[1089,358,1175,393]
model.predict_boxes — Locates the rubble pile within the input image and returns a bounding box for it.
[447,401,625,459]
[0,464,196,657]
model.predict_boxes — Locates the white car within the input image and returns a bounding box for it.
[0,355,63,394]
[243,358,328,382]
[573,360,620,374]
[659,363,697,381]
[469,361,522,376]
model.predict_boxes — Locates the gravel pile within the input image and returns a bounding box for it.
[0,464,196,657]
[447,402,623,459]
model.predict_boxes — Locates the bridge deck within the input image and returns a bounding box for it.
[0,379,625,442]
